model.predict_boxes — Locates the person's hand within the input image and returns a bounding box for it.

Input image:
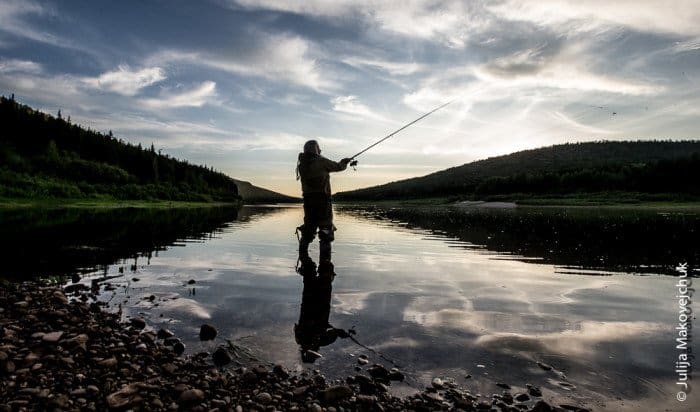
[340,158,351,164]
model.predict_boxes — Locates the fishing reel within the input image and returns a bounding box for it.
[349,159,358,170]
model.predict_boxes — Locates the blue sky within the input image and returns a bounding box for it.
[1,0,698,196]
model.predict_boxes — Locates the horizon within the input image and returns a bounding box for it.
[1,1,699,196]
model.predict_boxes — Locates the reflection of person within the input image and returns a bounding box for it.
[294,256,347,363]
[296,140,351,262]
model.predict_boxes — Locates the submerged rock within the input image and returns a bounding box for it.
[212,346,232,367]
[199,324,217,341]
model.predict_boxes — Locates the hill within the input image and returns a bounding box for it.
[232,178,299,203]
[0,96,291,203]
[335,141,700,201]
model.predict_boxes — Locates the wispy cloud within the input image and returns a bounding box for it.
[342,57,424,75]
[83,65,166,96]
[489,0,700,37]
[147,34,335,93]
[0,58,43,74]
[141,81,217,109]
[232,0,488,48]
[331,95,388,122]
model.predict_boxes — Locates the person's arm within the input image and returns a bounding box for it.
[321,156,350,172]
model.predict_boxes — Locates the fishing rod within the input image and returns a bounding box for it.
[347,99,455,167]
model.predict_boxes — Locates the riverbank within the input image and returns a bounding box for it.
[336,196,700,209]
[0,198,243,209]
[0,281,577,411]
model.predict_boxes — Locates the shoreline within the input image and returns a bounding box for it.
[0,281,577,411]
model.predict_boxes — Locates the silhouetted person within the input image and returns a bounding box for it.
[294,256,348,363]
[296,140,350,262]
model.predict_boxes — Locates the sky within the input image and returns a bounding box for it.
[0,0,699,196]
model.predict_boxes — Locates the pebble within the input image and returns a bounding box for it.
[255,392,273,404]
[157,328,174,339]
[0,282,572,412]
[180,389,205,403]
[42,331,64,343]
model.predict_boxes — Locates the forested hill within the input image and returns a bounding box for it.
[0,96,290,203]
[232,179,299,203]
[335,141,700,201]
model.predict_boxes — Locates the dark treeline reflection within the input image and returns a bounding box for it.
[341,205,699,275]
[0,206,262,280]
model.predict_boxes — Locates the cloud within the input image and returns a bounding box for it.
[141,81,217,109]
[342,57,424,75]
[148,34,335,92]
[489,0,700,37]
[232,0,488,48]
[0,58,43,74]
[331,95,388,122]
[83,65,166,96]
[0,0,95,55]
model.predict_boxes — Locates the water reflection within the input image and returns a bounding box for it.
[0,206,280,280]
[295,256,349,363]
[1,204,695,411]
[339,205,700,275]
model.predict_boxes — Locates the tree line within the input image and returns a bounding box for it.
[335,140,700,201]
[0,96,240,202]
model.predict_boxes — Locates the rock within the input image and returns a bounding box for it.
[303,349,322,361]
[368,364,389,379]
[164,336,180,346]
[173,341,185,355]
[212,346,232,367]
[321,386,353,403]
[531,400,553,412]
[388,368,404,381]
[241,370,258,385]
[179,389,205,403]
[292,385,309,397]
[52,291,69,304]
[161,363,177,374]
[496,382,511,389]
[515,393,530,402]
[188,279,196,284]
[48,394,69,409]
[130,318,146,329]
[4,360,15,373]
[42,331,64,343]
[359,394,378,403]
[536,361,552,371]
[357,357,369,365]
[98,357,118,368]
[527,385,542,397]
[199,324,217,341]
[255,392,272,404]
[106,384,141,409]
[431,377,444,389]
[273,364,289,378]
[157,328,174,339]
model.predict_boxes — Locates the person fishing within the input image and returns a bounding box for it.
[294,100,453,261]
[296,140,351,262]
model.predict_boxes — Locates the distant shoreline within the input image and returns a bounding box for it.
[0,198,243,209]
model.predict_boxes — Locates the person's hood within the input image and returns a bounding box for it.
[298,152,319,163]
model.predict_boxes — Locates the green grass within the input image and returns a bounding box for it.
[0,197,242,209]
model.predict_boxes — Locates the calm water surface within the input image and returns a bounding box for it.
[1,204,697,411]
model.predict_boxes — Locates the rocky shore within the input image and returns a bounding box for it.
[0,282,587,411]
